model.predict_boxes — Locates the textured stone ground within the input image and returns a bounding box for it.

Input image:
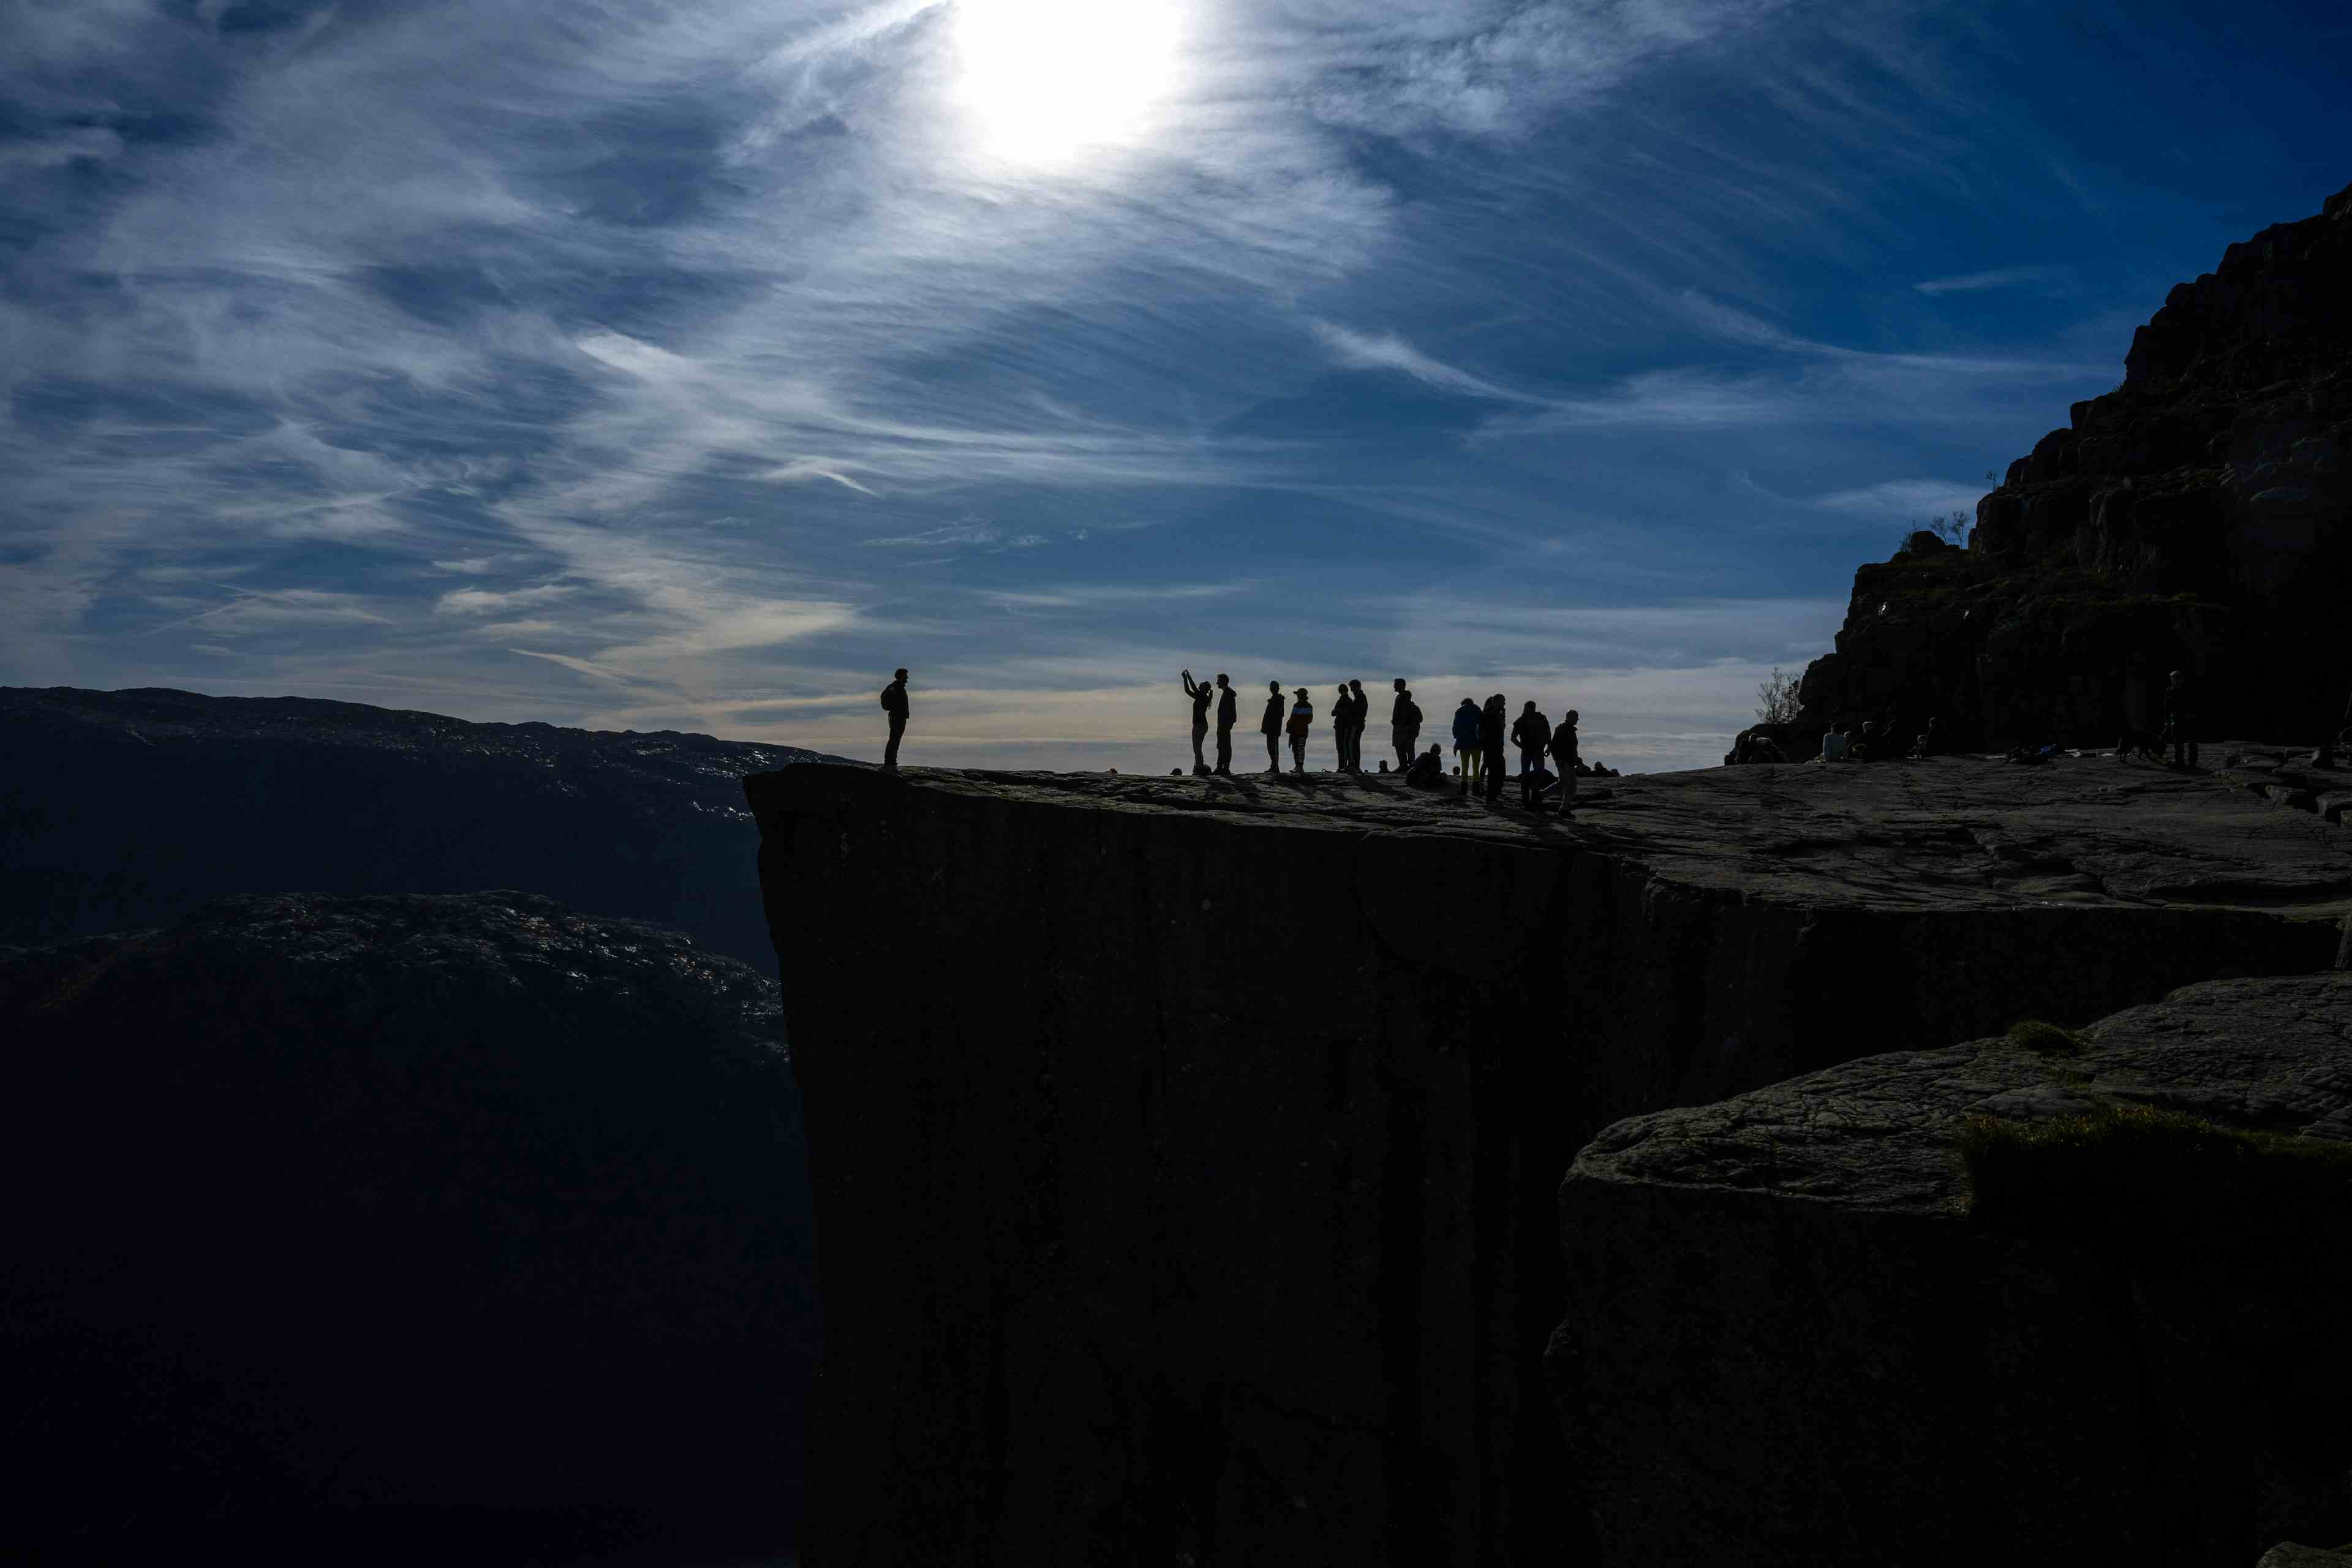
[883,748,2352,914]
[1554,970,2352,1564]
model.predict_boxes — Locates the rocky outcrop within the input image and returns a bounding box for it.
[0,685,848,964]
[746,758,2352,1565]
[1798,181,2352,749]
[1548,970,2352,1565]
[1,892,815,1561]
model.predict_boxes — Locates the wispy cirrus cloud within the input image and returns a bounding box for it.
[4,0,2329,770]
[1915,265,2068,296]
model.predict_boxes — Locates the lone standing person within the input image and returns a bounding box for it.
[1479,693,1508,803]
[2164,668,2198,769]
[1392,679,1422,770]
[1213,673,1237,775]
[880,668,910,770]
[1287,687,1314,774]
[1260,680,1284,773]
[1550,707,1580,817]
[1181,669,1214,775]
[1348,680,1369,772]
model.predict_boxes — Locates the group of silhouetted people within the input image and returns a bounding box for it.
[1177,671,1584,816]
[873,665,1590,813]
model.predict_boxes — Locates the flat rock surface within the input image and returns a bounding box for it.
[1571,969,2352,1215]
[858,751,2352,915]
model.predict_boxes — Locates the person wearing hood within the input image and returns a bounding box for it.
[1259,680,1284,774]
[1478,693,1509,802]
[1450,699,1482,794]
[1286,687,1314,773]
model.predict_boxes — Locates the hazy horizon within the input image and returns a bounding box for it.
[4,0,2346,775]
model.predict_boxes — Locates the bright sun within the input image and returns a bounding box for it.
[950,0,1184,167]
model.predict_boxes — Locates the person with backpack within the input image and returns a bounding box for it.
[1549,707,1580,817]
[1286,687,1314,773]
[1449,698,1482,794]
[880,668,910,769]
[1391,679,1422,769]
[1259,680,1284,773]
[1213,673,1237,775]
[1478,693,1508,802]
[1511,701,1552,807]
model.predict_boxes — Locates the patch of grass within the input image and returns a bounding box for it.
[2003,1019,2085,1055]
[1958,1106,2352,1249]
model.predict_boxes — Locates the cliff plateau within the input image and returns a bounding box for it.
[748,757,2352,1564]
[1796,181,2352,750]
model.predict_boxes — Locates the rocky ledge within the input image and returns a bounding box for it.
[747,756,2352,1566]
[1553,969,2352,1564]
[1,892,815,1561]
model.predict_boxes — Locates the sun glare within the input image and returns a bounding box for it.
[951,0,1184,167]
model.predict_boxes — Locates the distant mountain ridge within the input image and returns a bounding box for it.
[1,684,853,964]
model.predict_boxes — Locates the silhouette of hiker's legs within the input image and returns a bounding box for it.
[1481,741,1505,801]
[884,715,905,769]
[1191,719,1208,773]
[1215,726,1233,774]
[1557,766,1577,816]
[1266,732,1280,771]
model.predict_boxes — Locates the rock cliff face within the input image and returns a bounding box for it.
[1,892,816,1561]
[0,685,847,965]
[1549,971,2352,1565]
[1798,181,2352,748]
[747,758,2352,1564]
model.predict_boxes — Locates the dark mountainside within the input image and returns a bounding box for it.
[2,892,816,1564]
[748,760,2351,1566]
[1795,181,2352,750]
[0,685,850,966]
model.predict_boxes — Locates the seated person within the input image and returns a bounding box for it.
[1405,744,1448,789]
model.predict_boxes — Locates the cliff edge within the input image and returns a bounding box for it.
[748,758,2351,1564]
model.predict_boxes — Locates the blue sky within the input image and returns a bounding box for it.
[2,0,2345,772]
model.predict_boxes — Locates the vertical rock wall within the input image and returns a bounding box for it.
[747,764,2339,1566]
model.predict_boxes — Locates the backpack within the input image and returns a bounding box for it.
[1404,699,1422,728]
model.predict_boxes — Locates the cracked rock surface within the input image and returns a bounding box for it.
[1554,971,2352,1565]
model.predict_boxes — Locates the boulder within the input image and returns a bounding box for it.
[1550,972,2352,1565]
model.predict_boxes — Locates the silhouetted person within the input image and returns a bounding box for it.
[1512,701,1551,807]
[1478,693,1507,803]
[880,668,909,769]
[1333,685,1352,772]
[1213,673,1237,775]
[1347,680,1369,771]
[1392,679,1421,769]
[1550,708,1580,816]
[1287,687,1314,773]
[1451,699,1480,793]
[2164,669,2198,767]
[1260,680,1284,772]
[1181,670,1213,774]
[1405,742,1447,789]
